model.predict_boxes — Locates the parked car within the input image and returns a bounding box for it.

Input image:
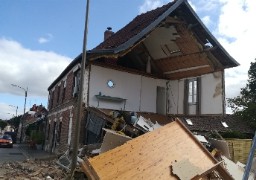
[4,131,17,143]
[0,134,13,148]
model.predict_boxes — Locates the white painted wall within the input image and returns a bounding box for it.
[201,71,223,114]
[167,71,223,115]
[88,65,166,113]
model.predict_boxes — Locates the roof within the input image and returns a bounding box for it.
[48,54,82,90]
[95,108,254,135]
[178,115,254,134]
[89,119,232,179]
[88,0,239,69]
[93,1,176,51]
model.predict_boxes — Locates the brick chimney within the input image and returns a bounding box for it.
[104,27,114,40]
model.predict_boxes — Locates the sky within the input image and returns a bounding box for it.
[0,0,255,120]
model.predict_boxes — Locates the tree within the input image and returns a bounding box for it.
[228,59,256,128]
[0,120,8,130]
[6,115,21,132]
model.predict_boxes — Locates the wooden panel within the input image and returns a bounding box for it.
[155,53,209,72]
[165,66,213,80]
[175,24,202,54]
[89,120,219,180]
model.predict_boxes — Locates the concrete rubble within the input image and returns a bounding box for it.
[0,159,68,180]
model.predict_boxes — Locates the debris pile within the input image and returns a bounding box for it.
[0,159,68,179]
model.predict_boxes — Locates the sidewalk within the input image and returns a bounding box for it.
[16,143,57,161]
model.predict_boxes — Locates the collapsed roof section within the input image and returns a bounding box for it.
[88,119,233,179]
[88,0,239,80]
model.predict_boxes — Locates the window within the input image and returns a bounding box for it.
[50,91,54,108]
[57,86,61,104]
[73,69,81,97]
[188,79,197,104]
[62,81,66,102]
[57,121,62,143]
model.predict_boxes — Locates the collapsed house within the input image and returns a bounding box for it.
[45,0,241,156]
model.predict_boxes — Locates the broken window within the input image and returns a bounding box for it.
[188,79,197,104]
[85,112,106,145]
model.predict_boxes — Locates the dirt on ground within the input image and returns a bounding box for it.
[0,159,69,180]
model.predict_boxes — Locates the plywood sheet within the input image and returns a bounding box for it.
[89,120,227,179]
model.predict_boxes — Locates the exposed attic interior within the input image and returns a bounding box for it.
[92,15,224,80]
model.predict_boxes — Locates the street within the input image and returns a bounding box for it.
[0,144,27,163]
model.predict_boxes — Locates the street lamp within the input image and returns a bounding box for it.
[11,84,28,142]
[11,84,27,114]
[9,105,18,117]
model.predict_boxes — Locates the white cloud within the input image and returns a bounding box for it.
[215,0,256,99]
[0,38,71,97]
[188,0,255,110]
[38,33,53,44]
[190,0,222,12]
[139,0,171,14]
[202,16,211,26]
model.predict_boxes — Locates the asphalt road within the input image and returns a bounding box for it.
[0,144,27,163]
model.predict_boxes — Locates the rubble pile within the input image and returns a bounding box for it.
[0,159,68,179]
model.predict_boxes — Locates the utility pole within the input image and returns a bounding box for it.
[70,0,90,176]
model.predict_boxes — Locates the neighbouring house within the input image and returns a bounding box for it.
[20,104,48,145]
[45,0,241,154]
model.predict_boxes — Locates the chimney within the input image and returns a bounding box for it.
[104,27,114,40]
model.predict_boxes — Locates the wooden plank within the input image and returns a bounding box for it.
[89,119,229,179]
[155,53,209,72]
[165,66,213,80]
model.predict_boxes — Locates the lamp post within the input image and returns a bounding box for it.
[11,84,28,142]
[9,105,18,117]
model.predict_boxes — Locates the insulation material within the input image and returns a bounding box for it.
[209,138,231,159]
[100,128,132,153]
[171,159,203,180]
[89,119,232,179]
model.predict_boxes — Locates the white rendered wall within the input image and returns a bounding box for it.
[201,71,223,114]
[167,71,223,115]
[89,65,166,113]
